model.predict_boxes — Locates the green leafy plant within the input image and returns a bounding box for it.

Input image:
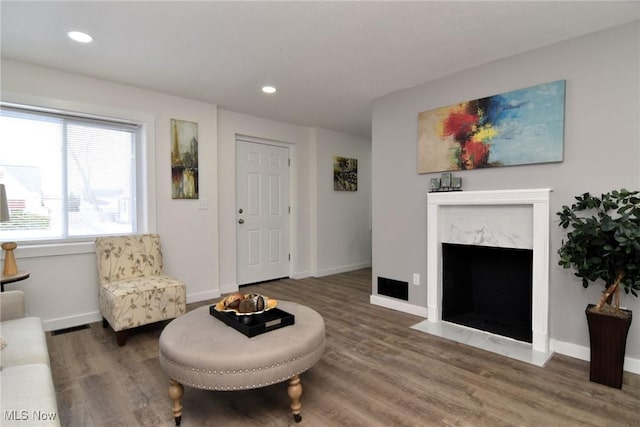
[557,189,640,313]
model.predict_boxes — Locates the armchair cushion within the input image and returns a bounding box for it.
[99,275,186,332]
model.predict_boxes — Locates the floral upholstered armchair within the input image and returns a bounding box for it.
[95,234,186,346]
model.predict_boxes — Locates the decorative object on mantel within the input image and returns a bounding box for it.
[417,80,565,173]
[557,189,639,389]
[333,156,358,191]
[429,173,462,193]
[0,184,18,276]
[171,118,199,199]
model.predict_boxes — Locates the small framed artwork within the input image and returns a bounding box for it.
[334,156,358,191]
[440,172,452,188]
[430,178,441,192]
[430,173,462,193]
[171,119,199,199]
[452,177,462,190]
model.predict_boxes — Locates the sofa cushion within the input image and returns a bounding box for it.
[0,291,26,321]
[0,364,60,426]
[0,317,50,369]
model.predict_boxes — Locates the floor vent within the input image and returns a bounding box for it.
[377,277,409,301]
[51,324,90,336]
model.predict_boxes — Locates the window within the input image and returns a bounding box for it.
[0,105,141,243]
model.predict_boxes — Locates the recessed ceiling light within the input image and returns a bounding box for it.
[262,86,277,94]
[67,31,93,43]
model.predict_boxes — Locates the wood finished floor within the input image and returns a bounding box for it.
[47,269,640,426]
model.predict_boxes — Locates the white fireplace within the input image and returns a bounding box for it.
[415,189,552,366]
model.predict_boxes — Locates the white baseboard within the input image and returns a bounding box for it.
[624,357,640,374]
[370,294,428,317]
[221,264,368,285]
[42,289,220,332]
[549,339,590,361]
[43,311,102,332]
[219,283,238,295]
[186,289,220,304]
[315,262,372,278]
[550,339,640,375]
[290,271,311,280]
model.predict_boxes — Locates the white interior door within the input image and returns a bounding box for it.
[236,140,290,285]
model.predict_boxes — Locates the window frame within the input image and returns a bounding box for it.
[0,96,156,259]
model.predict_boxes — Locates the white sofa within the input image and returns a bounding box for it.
[0,290,60,426]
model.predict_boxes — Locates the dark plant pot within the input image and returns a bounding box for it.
[585,304,632,389]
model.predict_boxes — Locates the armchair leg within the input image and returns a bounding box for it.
[102,318,127,346]
[115,330,128,347]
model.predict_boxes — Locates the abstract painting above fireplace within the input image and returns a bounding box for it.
[417,80,565,173]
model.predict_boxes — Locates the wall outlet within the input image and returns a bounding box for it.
[197,199,208,210]
[412,273,420,286]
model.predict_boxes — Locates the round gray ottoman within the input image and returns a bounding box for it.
[159,301,326,425]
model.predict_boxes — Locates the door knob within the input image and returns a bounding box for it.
[238,208,243,214]
[238,219,245,224]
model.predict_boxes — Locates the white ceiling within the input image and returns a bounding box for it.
[1,1,639,138]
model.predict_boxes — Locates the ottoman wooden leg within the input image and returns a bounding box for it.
[288,375,303,422]
[168,378,184,426]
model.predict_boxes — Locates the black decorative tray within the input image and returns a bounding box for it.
[209,305,295,338]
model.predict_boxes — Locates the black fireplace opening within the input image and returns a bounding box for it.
[442,243,533,343]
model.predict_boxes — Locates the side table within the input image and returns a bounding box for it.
[1,271,30,292]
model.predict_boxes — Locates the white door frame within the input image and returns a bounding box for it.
[235,135,296,285]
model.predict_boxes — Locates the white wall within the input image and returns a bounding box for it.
[1,60,372,330]
[1,60,220,330]
[371,22,640,366]
[217,109,315,291]
[217,111,372,290]
[314,128,371,276]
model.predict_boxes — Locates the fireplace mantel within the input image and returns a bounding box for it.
[426,188,552,355]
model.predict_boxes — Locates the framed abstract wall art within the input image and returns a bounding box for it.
[333,156,358,191]
[171,118,199,199]
[417,80,565,174]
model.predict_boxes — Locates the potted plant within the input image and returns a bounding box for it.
[557,189,639,388]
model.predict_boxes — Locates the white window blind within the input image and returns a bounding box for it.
[0,105,139,243]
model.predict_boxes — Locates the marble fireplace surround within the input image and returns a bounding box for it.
[417,189,553,366]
